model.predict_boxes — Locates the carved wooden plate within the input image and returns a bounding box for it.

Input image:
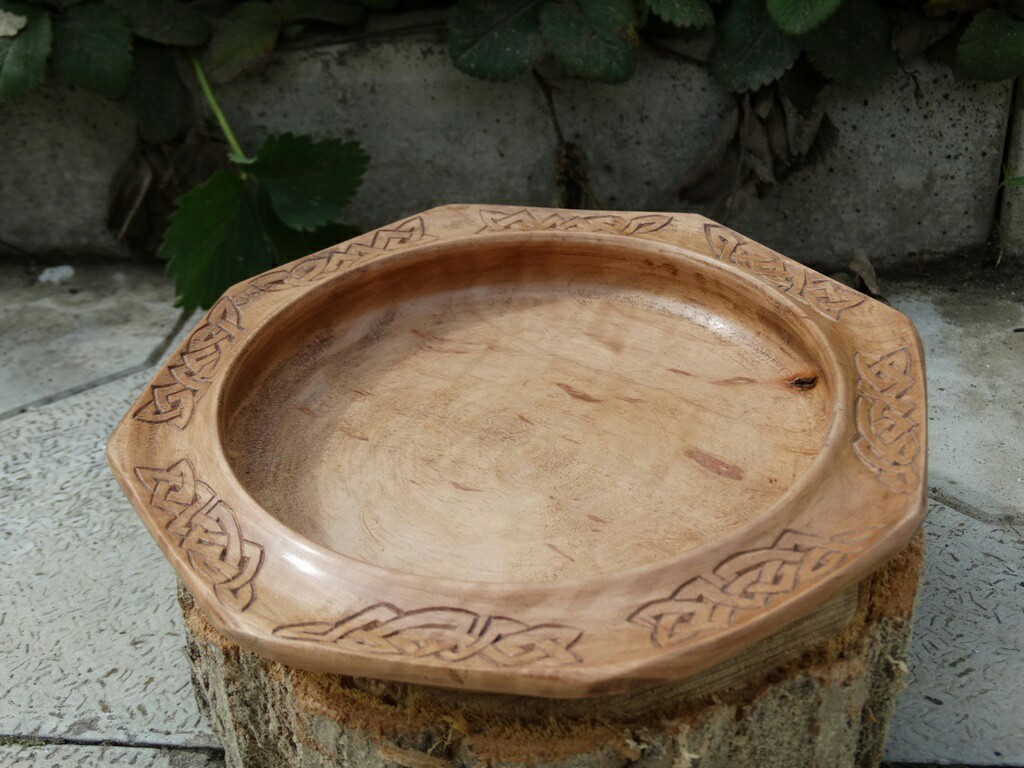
[108,205,926,697]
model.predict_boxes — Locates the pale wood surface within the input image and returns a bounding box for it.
[107,205,927,697]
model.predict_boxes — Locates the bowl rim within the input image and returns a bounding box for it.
[107,204,927,697]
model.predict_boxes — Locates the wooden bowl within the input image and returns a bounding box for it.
[108,205,926,698]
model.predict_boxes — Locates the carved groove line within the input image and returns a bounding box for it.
[133,297,243,429]
[275,605,583,667]
[704,224,865,321]
[134,459,263,611]
[251,216,436,292]
[629,529,877,647]
[478,208,673,236]
[852,347,922,493]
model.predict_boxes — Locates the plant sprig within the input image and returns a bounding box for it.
[160,54,367,311]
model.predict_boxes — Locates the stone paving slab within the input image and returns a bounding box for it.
[0,368,217,748]
[886,500,1024,764]
[0,744,221,767]
[0,262,187,416]
[0,270,1021,764]
[884,276,1024,765]
[888,281,1023,522]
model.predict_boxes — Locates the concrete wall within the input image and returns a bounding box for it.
[0,24,1014,270]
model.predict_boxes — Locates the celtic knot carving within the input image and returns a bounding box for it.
[275,605,583,667]
[629,529,877,647]
[251,216,436,292]
[478,208,673,237]
[704,224,865,321]
[133,297,243,429]
[853,347,922,493]
[134,459,263,611]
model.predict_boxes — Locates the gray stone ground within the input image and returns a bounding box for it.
[0,258,1020,766]
[0,263,189,418]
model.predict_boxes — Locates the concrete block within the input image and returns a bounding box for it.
[555,54,738,213]
[0,262,185,416]
[0,370,216,748]
[0,27,1011,271]
[0,85,135,258]
[726,60,1011,270]
[221,45,1010,271]
[220,32,559,229]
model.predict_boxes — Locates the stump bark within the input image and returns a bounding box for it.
[179,535,922,768]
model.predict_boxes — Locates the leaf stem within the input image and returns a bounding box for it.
[189,52,252,165]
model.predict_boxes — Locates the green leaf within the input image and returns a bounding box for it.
[449,0,545,81]
[766,0,842,35]
[956,9,1024,82]
[356,0,396,8]
[540,0,638,83]
[108,0,211,47]
[0,6,51,101]
[127,42,193,142]
[1003,163,1024,188]
[207,1,280,83]
[805,0,894,88]
[249,132,368,231]
[257,191,360,263]
[161,171,274,311]
[273,0,365,26]
[710,0,800,92]
[52,3,132,97]
[644,0,714,28]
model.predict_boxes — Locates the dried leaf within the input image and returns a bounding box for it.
[891,16,957,61]
[108,150,155,243]
[765,98,790,165]
[106,127,230,256]
[849,248,883,297]
[738,94,775,186]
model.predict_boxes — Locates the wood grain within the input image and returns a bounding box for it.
[107,205,927,697]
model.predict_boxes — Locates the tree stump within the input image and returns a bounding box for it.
[178,534,922,768]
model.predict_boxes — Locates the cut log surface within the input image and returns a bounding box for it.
[179,535,922,768]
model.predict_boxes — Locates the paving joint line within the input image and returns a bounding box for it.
[929,489,1024,534]
[0,733,223,754]
[0,363,151,422]
[0,308,194,423]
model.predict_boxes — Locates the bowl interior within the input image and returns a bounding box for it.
[220,237,834,584]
